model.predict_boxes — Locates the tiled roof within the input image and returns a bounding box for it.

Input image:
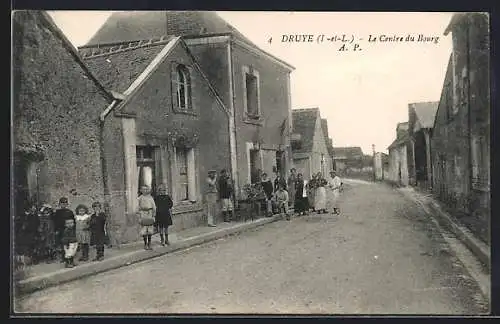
[388,132,410,150]
[86,11,255,47]
[409,101,439,129]
[292,108,320,154]
[79,36,175,93]
[332,147,364,160]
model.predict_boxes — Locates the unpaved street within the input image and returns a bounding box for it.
[16,180,489,314]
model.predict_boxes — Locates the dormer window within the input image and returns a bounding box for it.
[172,63,193,113]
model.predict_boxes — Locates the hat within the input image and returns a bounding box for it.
[208,169,217,173]
[59,197,68,203]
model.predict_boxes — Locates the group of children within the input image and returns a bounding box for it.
[54,197,107,268]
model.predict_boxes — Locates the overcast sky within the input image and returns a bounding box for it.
[48,11,453,155]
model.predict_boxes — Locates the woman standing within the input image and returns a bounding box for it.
[314,178,328,214]
[294,173,308,215]
[308,173,318,212]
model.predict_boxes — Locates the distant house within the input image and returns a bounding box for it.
[86,11,296,196]
[13,11,116,220]
[291,108,333,180]
[387,122,410,186]
[408,101,439,188]
[431,13,490,242]
[332,146,364,174]
[79,35,231,241]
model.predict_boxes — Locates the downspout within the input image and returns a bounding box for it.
[466,17,473,212]
[227,37,239,205]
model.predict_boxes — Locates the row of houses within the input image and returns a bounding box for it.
[387,13,490,243]
[13,11,338,245]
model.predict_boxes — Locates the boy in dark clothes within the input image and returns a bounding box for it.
[89,202,107,261]
[155,184,173,246]
[61,218,78,268]
[52,197,76,263]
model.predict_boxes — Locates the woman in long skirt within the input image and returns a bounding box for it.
[314,178,327,213]
[294,174,309,215]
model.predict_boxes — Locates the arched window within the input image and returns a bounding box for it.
[173,64,191,111]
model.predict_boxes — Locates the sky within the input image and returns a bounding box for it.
[48,11,453,155]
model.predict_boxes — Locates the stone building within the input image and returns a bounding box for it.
[79,35,231,242]
[291,108,333,180]
[387,122,410,186]
[332,147,364,174]
[85,11,295,197]
[430,13,490,243]
[407,101,439,189]
[12,11,116,218]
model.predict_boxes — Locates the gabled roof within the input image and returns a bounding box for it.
[292,108,320,154]
[79,36,230,120]
[332,147,364,160]
[84,11,295,71]
[80,36,176,93]
[388,132,410,150]
[409,101,439,129]
[321,118,334,156]
[15,11,115,102]
[86,11,254,46]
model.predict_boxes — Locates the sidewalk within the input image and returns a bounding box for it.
[15,214,285,296]
[397,186,490,271]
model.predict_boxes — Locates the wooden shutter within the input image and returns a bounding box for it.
[171,63,180,112]
[187,65,195,113]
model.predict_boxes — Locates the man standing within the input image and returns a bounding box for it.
[206,170,218,227]
[287,168,297,209]
[328,170,342,215]
[218,169,234,222]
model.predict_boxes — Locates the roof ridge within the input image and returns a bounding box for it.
[80,36,173,59]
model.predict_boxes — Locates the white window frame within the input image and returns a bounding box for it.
[173,64,192,112]
[242,65,261,118]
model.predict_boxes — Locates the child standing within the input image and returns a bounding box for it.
[89,202,107,261]
[137,185,157,250]
[53,197,75,263]
[61,218,78,268]
[75,204,91,262]
[155,184,173,246]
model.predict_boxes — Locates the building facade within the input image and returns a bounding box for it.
[13,11,115,218]
[407,101,439,189]
[291,108,333,180]
[387,122,410,186]
[79,36,231,242]
[431,13,490,242]
[86,11,295,197]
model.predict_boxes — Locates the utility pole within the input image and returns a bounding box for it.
[372,144,376,181]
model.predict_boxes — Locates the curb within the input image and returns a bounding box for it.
[16,215,282,296]
[398,188,490,270]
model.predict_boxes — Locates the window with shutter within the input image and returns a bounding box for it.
[175,147,192,201]
[171,63,192,113]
